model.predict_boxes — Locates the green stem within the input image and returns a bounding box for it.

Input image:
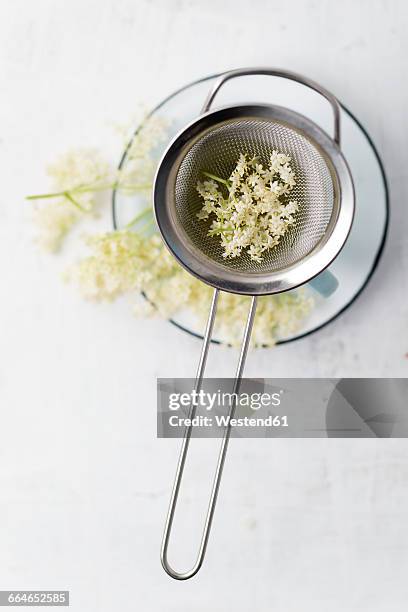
[64,192,87,213]
[26,190,71,200]
[26,185,110,200]
[26,181,152,201]
[75,183,116,193]
[202,171,231,188]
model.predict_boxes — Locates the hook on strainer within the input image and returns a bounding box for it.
[154,68,355,580]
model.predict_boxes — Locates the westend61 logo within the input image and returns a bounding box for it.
[157,378,408,438]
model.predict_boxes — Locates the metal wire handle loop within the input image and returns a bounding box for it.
[161,290,258,580]
[202,67,341,146]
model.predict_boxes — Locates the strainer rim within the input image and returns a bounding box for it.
[154,103,354,295]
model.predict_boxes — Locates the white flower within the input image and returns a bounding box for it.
[34,199,80,252]
[31,149,112,252]
[47,148,112,198]
[196,152,299,262]
[67,228,314,347]
[29,115,168,252]
[236,153,248,177]
[31,112,313,347]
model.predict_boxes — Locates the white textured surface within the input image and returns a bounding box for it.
[0,1,407,610]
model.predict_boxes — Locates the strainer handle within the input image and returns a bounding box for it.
[161,289,258,580]
[202,67,341,146]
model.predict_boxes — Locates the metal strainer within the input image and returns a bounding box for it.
[154,68,355,580]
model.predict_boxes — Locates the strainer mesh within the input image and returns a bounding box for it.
[174,118,335,273]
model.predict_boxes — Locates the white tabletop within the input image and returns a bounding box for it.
[1,1,407,610]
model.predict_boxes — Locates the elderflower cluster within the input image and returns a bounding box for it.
[66,231,152,301]
[34,201,81,252]
[30,112,315,346]
[47,148,112,199]
[68,229,314,347]
[33,149,112,252]
[197,152,298,262]
[30,114,167,252]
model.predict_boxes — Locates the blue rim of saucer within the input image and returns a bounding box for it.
[112,72,389,346]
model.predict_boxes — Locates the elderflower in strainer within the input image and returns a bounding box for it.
[196,152,299,263]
